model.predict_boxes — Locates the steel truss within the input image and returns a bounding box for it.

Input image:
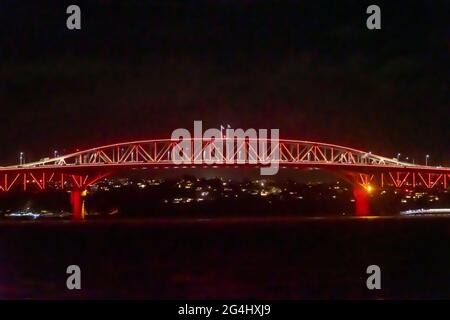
[0,138,448,191]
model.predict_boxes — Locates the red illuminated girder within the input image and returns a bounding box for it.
[0,138,448,192]
[381,172,448,189]
[357,173,375,188]
[343,172,374,189]
[0,172,109,192]
[343,171,450,191]
[0,168,448,193]
[8,138,425,167]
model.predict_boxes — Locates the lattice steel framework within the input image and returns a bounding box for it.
[13,139,415,167]
[0,138,448,191]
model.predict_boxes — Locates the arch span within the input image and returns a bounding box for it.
[0,138,448,218]
[10,138,417,169]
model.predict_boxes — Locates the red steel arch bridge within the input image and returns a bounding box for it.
[0,138,448,218]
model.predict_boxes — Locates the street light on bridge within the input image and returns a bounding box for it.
[220,124,231,138]
[426,154,430,166]
[19,152,24,165]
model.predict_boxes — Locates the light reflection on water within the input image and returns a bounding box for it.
[1,213,450,225]
[0,213,449,299]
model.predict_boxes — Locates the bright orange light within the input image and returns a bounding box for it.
[81,190,87,197]
[365,185,373,193]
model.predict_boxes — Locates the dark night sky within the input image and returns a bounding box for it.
[0,0,448,165]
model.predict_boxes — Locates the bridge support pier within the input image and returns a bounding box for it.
[353,187,370,216]
[70,189,85,220]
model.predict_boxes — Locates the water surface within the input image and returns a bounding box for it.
[0,215,449,299]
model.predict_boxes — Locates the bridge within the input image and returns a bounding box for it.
[0,138,449,219]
